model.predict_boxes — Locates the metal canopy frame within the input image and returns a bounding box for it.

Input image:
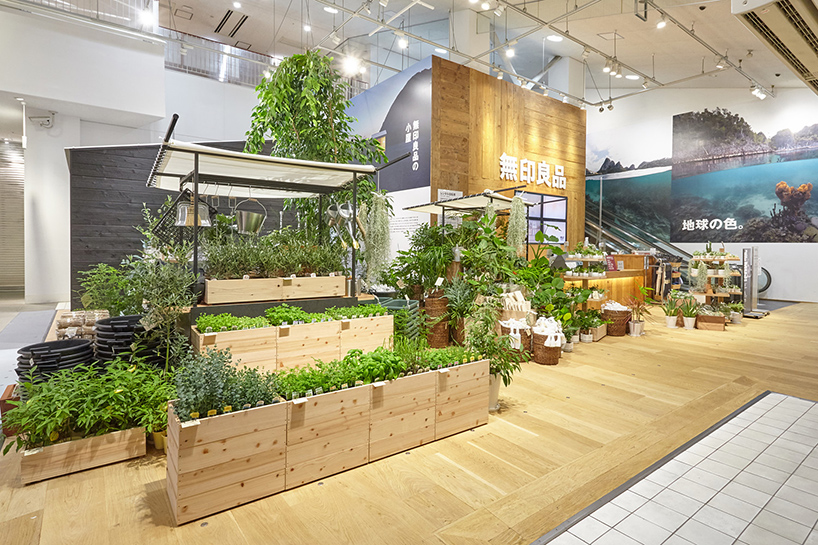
[146,114,377,301]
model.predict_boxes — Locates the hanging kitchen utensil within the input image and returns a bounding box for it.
[175,192,212,227]
[232,197,267,235]
[338,203,359,249]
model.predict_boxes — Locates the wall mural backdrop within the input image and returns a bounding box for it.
[586,107,818,244]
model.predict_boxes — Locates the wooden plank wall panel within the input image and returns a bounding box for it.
[431,56,586,245]
[68,145,288,310]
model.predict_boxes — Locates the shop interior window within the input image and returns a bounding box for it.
[515,192,567,244]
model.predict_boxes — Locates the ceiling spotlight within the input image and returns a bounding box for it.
[324,5,339,13]
[233,1,241,8]
[656,14,667,29]
[435,47,446,54]
[581,47,590,60]
[497,72,503,80]
[599,106,605,113]
[562,96,568,103]
[398,37,408,49]
[138,8,153,24]
[609,63,618,77]
[746,49,753,58]
[359,65,367,75]
[262,69,271,79]
[379,0,388,6]
[751,84,767,100]
[343,56,361,75]
[330,31,342,45]
[625,74,639,80]
[547,35,563,42]
[303,24,311,32]
[642,79,649,89]
[615,71,623,79]
[493,4,505,16]
[481,1,490,9]
[715,56,726,69]
[603,59,612,73]
[3,139,8,144]
[506,47,515,57]
[607,103,614,110]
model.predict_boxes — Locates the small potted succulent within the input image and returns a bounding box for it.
[679,299,701,329]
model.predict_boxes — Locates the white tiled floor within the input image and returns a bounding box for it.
[546,393,818,545]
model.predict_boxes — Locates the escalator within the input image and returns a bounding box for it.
[584,198,772,294]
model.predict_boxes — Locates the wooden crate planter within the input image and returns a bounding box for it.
[591,323,607,342]
[277,321,342,370]
[696,314,727,331]
[191,326,278,372]
[369,372,436,461]
[340,315,394,357]
[20,427,146,485]
[435,360,490,440]
[282,275,346,300]
[166,402,288,526]
[286,385,371,489]
[203,278,283,305]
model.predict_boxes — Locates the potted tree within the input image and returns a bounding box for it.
[626,286,655,337]
[679,299,701,329]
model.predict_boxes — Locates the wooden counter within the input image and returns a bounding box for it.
[563,269,645,306]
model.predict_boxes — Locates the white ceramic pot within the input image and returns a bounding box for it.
[489,373,501,412]
[563,341,574,353]
[582,273,590,278]
[683,316,696,329]
[665,315,677,328]
[580,333,593,343]
[707,269,716,276]
[628,321,644,337]
[690,269,698,277]
[731,311,742,324]
[571,334,580,343]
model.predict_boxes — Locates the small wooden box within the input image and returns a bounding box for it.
[191,326,278,371]
[167,402,288,525]
[696,314,726,331]
[340,315,394,357]
[370,372,436,461]
[203,278,283,305]
[286,385,371,489]
[282,275,346,300]
[276,321,341,370]
[591,323,607,342]
[435,360,490,440]
[21,427,146,485]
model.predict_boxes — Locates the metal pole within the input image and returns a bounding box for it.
[351,174,358,297]
[525,200,530,260]
[318,194,324,244]
[598,179,603,246]
[193,152,199,307]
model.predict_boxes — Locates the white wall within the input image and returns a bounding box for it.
[585,87,818,303]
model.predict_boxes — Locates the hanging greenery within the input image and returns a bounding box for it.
[506,196,527,256]
[365,193,392,284]
[695,261,709,292]
[244,50,387,239]
[722,261,733,289]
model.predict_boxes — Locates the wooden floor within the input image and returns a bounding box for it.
[2,303,817,545]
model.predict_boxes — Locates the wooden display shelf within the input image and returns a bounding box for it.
[689,257,740,262]
[166,359,490,525]
[203,276,346,305]
[21,427,146,485]
[564,256,605,261]
[562,274,607,280]
[690,292,732,298]
[706,274,740,278]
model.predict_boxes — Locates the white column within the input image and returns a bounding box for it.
[548,57,585,100]
[450,10,491,75]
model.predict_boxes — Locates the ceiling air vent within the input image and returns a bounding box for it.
[733,0,818,94]
[215,10,248,38]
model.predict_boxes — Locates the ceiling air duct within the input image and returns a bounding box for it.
[733,0,818,94]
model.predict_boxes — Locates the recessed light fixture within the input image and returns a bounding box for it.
[480,1,490,9]
[625,74,639,80]
[324,6,339,14]
[435,47,446,54]
[233,1,241,8]
[547,35,563,42]
[398,37,408,49]
[656,14,667,29]
[303,24,311,32]
[506,48,515,57]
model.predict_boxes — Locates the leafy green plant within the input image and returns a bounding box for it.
[444,276,475,328]
[466,297,524,387]
[3,359,175,454]
[77,263,142,317]
[679,299,702,318]
[626,286,656,322]
[461,214,519,296]
[195,313,270,332]
[264,304,328,325]
[323,304,388,320]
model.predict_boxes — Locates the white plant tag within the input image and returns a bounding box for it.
[435,277,444,287]
[243,275,250,280]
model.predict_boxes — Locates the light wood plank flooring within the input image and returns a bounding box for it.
[1,303,816,545]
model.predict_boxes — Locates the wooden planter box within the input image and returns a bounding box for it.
[340,315,394,357]
[166,402,288,526]
[286,385,371,489]
[435,360,490,440]
[370,372,436,461]
[191,326,278,372]
[696,314,727,331]
[282,275,346,300]
[591,323,607,342]
[203,278,283,305]
[1,384,19,437]
[21,427,145,485]
[277,321,342,370]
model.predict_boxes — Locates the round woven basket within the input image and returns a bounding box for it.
[602,309,632,336]
[532,333,560,365]
[425,296,449,348]
[501,325,532,354]
[451,318,466,345]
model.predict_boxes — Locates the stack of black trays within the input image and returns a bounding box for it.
[16,339,95,400]
[95,315,163,368]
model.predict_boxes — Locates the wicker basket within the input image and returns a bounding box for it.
[602,309,632,337]
[532,333,560,365]
[501,325,531,354]
[425,296,449,348]
[451,318,466,345]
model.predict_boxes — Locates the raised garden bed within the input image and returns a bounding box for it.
[191,326,278,372]
[435,359,490,440]
[203,276,346,305]
[369,372,436,461]
[696,314,727,331]
[20,427,146,485]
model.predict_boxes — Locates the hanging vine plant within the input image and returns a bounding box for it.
[244,51,387,238]
[365,192,392,284]
[506,196,527,257]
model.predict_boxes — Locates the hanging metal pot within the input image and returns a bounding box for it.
[233,198,267,235]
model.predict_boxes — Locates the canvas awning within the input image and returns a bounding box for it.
[146,139,375,199]
[405,189,536,215]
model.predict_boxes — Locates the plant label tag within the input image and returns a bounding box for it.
[315,387,323,395]
[223,405,232,413]
[330,385,337,391]
[341,383,348,390]
[396,279,405,288]
[293,397,307,405]
[282,321,288,326]
[355,380,364,387]
[305,389,314,397]
[290,392,298,400]
[329,272,335,277]
[291,274,297,278]
[372,381,386,388]
[404,295,410,302]
[243,275,250,280]
[311,273,317,277]
[435,277,444,287]
[207,409,217,417]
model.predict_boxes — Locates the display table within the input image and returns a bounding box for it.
[563,269,645,307]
